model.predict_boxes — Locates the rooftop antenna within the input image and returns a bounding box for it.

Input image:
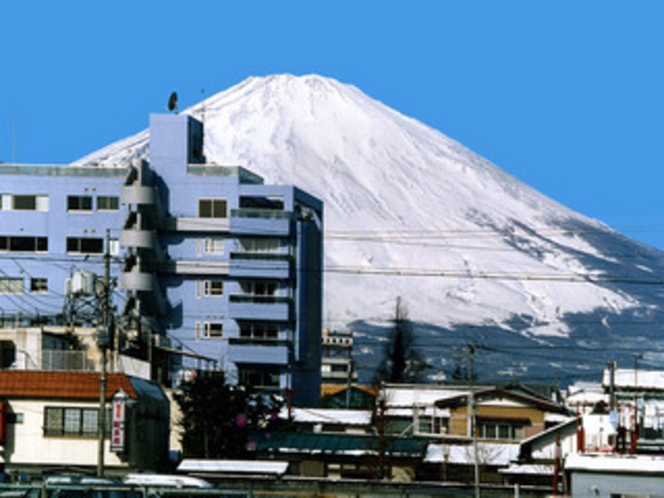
[167,91,179,114]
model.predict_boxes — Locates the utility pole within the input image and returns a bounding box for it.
[469,389,480,498]
[608,361,616,412]
[97,229,111,477]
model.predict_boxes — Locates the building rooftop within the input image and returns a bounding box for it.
[0,371,137,401]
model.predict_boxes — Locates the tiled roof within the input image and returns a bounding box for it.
[0,371,137,401]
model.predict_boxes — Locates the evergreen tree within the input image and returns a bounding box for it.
[374,297,426,385]
[174,371,282,458]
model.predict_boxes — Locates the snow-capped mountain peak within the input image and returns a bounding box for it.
[76,74,664,381]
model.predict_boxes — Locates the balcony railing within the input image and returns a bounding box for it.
[229,295,291,304]
[230,252,291,261]
[229,337,290,347]
[231,208,292,220]
[42,350,95,371]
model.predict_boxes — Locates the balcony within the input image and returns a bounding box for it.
[164,217,230,233]
[230,209,292,236]
[228,295,292,321]
[161,259,230,275]
[228,342,289,365]
[229,252,291,278]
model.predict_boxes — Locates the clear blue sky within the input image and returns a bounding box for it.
[2,1,663,249]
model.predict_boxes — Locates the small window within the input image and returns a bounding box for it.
[67,237,104,254]
[0,278,23,294]
[97,196,119,211]
[13,195,37,210]
[204,322,223,338]
[204,281,224,296]
[0,236,48,253]
[30,278,48,293]
[67,196,93,212]
[203,237,225,254]
[199,198,227,218]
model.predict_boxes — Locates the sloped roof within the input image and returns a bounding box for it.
[0,371,138,401]
[434,387,569,415]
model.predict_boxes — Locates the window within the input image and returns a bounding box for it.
[0,278,23,294]
[239,237,281,253]
[67,237,104,254]
[204,280,224,296]
[13,195,36,210]
[199,198,227,218]
[97,196,119,211]
[196,321,223,339]
[205,322,223,338]
[67,195,93,212]
[0,194,48,211]
[241,281,278,296]
[416,416,446,435]
[479,421,525,441]
[44,407,101,436]
[203,237,225,254]
[0,236,48,253]
[239,322,279,341]
[30,278,48,293]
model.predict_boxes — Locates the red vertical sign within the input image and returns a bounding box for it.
[110,392,126,453]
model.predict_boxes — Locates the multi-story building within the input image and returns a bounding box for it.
[0,113,323,406]
[321,328,357,385]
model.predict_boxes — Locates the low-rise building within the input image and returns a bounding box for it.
[0,370,169,477]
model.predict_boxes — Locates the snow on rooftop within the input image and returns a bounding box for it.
[284,407,372,425]
[604,369,664,390]
[566,453,664,474]
[383,385,469,407]
[425,443,519,466]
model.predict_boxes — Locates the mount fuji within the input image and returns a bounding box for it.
[76,74,664,384]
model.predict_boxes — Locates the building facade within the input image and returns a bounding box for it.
[0,370,170,475]
[0,113,323,406]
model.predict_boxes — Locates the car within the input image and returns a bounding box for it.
[122,474,212,489]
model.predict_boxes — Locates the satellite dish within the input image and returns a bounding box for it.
[168,91,179,113]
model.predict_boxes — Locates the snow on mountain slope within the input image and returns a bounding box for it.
[76,74,642,341]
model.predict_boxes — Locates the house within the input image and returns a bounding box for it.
[0,112,323,406]
[0,370,169,477]
[409,383,570,484]
[505,367,664,492]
